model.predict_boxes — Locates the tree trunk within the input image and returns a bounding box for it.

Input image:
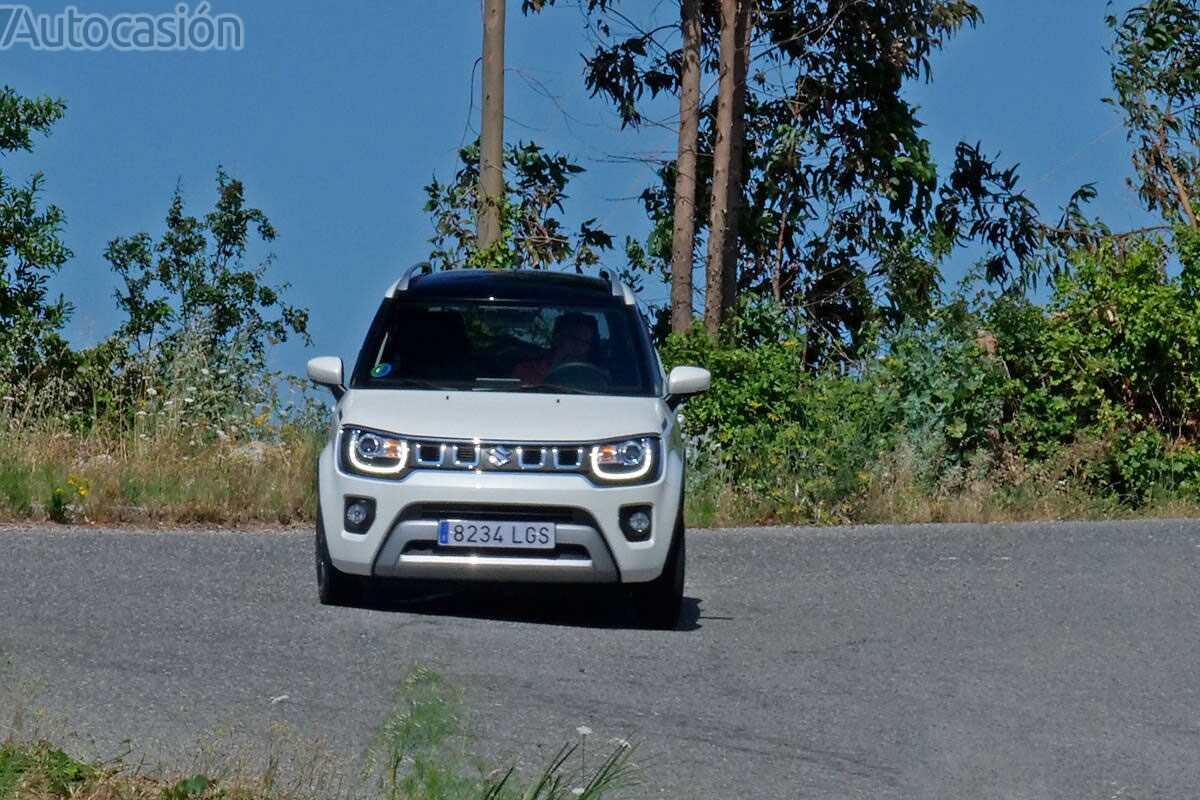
[670,0,702,335]
[478,0,506,252]
[721,1,752,316]
[704,0,751,336]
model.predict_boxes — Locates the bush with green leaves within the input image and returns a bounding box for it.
[988,233,1200,501]
[660,245,1200,520]
[100,169,314,440]
[873,301,1012,482]
[889,232,1200,504]
[660,296,894,521]
[0,87,75,402]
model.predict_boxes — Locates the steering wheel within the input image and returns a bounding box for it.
[542,361,611,392]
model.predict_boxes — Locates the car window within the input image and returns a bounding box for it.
[352,300,658,396]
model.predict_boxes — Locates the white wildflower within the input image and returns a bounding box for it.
[576,725,592,737]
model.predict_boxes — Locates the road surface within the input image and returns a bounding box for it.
[1,520,1198,798]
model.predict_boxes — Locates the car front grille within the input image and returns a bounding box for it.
[405,438,588,474]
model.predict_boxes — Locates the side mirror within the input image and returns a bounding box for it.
[307,356,345,400]
[665,365,711,410]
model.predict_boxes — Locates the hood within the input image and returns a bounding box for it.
[338,389,668,442]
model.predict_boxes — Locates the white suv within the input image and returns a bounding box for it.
[307,266,710,628]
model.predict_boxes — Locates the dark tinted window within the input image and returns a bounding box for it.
[351,299,659,396]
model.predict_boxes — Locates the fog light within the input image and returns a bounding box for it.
[344,497,375,533]
[619,505,653,542]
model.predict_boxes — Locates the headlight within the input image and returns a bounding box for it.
[590,437,658,483]
[342,428,408,477]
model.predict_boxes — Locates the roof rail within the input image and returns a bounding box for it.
[599,269,636,306]
[598,269,620,296]
[388,262,434,296]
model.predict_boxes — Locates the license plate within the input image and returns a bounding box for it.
[437,520,556,550]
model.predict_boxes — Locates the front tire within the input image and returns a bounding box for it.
[631,514,685,630]
[315,512,364,607]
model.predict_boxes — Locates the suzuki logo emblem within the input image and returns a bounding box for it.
[486,445,512,467]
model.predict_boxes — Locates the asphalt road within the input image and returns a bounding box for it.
[1,520,1199,799]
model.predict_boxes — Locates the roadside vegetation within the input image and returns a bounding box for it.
[0,666,641,800]
[5,4,1200,527]
[0,90,321,526]
[667,244,1200,525]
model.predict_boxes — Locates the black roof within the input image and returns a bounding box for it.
[397,269,624,305]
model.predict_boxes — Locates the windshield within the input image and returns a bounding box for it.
[350,299,660,396]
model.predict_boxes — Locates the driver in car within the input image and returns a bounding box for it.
[513,312,606,385]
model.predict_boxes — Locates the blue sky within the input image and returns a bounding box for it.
[1,0,1151,376]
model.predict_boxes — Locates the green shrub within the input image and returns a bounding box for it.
[661,300,893,522]
[980,235,1200,504]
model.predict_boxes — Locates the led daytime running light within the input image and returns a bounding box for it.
[347,430,408,476]
[590,438,655,482]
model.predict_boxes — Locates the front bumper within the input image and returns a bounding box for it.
[317,443,683,584]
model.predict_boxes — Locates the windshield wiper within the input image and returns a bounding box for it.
[519,383,593,395]
[473,377,523,391]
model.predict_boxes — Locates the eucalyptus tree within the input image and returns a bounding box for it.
[1108,0,1200,231]
[530,0,1041,364]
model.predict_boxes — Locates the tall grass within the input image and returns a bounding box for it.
[0,354,325,526]
[0,423,321,526]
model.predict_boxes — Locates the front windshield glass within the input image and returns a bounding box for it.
[351,300,659,396]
